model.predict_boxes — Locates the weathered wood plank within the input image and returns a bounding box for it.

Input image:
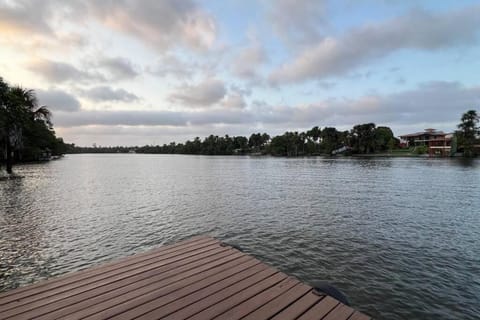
[7,248,240,320]
[270,291,325,320]
[323,303,356,320]
[0,236,217,308]
[187,272,288,320]
[0,242,225,318]
[160,266,280,320]
[214,277,300,320]
[297,295,340,320]
[0,235,212,303]
[348,310,372,320]
[42,254,256,320]
[241,283,312,320]
[0,236,371,320]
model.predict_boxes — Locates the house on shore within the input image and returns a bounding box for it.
[399,128,453,156]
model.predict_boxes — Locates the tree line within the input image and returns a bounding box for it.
[70,124,399,156]
[71,110,479,157]
[0,77,68,174]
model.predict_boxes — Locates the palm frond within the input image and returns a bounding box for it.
[34,105,52,126]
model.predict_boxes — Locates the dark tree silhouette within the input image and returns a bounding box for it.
[1,77,64,174]
[457,110,479,157]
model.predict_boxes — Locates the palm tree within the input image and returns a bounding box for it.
[1,83,51,174]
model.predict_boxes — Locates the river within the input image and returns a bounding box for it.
[0,154,479,319]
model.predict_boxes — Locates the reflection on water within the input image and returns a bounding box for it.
[0,154,479,319]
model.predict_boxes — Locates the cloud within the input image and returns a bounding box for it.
[80,86,140,102]
[269,5,480,84]
[54,110,187,127]
[1,1,216,52]
[221,92,247,109]
[168,78,227,107]
[27,59,104,83]
[52,81,479,139]
[98,56,139,80]
[87,0,217,51]
[231,45,267,79]
[36,88,81,112]
[0,0,54,36]
[0,1,88,53]
[146,55,193,78]
[266,0,328,45]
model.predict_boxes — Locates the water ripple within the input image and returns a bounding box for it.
[0,155,479,319]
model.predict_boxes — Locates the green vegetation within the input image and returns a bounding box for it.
[413,145,428,155]
[456,110,479,157]
[71,123,401,157]
[0,77,67,174]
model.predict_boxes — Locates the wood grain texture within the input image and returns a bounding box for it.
[0,236,371,320]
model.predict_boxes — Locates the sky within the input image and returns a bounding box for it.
[1,0,479,146]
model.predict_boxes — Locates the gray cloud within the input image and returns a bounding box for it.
[80,86,140,102]
[53,108,253,128]
[168,78,227,107]
[221,92,247,109]
[87,0,216,51]
[27,59,104,83]
[231,44,267,79]
[267,0,327,46]
[0,0,54,35]
[146,55,194,78]
[98,57,139,80]
[53,81,480,134]
[1,1,215,52]
[36,88,81,112]
[54,110,187,127]
[270,5,480,84]
[0,0,88,53]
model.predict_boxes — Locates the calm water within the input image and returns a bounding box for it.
[1,154,479,319]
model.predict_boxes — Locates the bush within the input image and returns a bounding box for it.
[414,145,428,154]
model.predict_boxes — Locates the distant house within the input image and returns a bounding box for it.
[399,128,453,156]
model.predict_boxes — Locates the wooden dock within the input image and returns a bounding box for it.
[0,236,370,320]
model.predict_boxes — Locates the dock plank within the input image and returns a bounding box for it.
[0,237,217,308]
[270,291,326,320]
[44,255,257,320]
[241,283,312,320]
[1,243,227,318]
[8,248,240,320]
[297,295,340,320]
[0,236,370,320]
[0,236,213,305]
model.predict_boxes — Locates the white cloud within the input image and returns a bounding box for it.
[53,81,480,134]
[231,45,267,79]
[168,78,227,107]
[266,0,328,45]
[79,86,140,102]
[87,0,217,51]
[221,93,246,109]
[269,5,480,84]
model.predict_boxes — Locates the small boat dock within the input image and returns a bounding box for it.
[0,236,370,319]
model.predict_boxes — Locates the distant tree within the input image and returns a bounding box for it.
[248,132,270,152]
[457,110,479,157]
[321,127,343,154]
[374,126,395,152]
[351,123,376,154]
[306,126,321,143]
